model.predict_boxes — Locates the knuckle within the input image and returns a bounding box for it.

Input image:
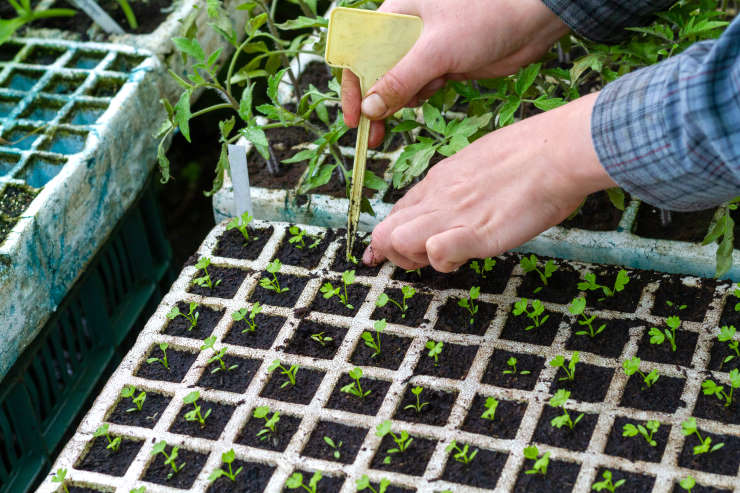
[379,70,412,108]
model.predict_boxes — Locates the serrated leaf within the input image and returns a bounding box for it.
[240,125,269,160]
[174,90,193,143]
[172,37,205,61]
[276,16,328,30]
[515,63,540,97]
[422,103,445,134]
[533,96,566,111]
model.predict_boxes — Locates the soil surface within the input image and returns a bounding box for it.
[650,274,716,322]
[324,374,390,416]
[461,395,527,439]
[281,471,345,492]
[441,447,507,488]
[259,367,324,405]
[634,205,715,242]
[163,302,224,340]
[33,0,173,36]
[413,342,479,380]
[604,416,670,463]
[207,461,276,492]
[499,310,562,347]
[393,387,456,427]
[370,434,436,476]
[350,331,410,370]
[594,468,655,492]
[106,391,170,428]
[693,390,740,425]
[169,401,235,440]
[512,459,579,492]
[223,313,287,350]
[564,318,635,358]
[549,363,614,403]
[481,350,544,391]
[309,282,369,317]
[214,227,274,261]
[677,431,740,476]
[635,329,698,368]
[0,184,36,217]
[76,436,141,476]
[301,421,367,464]
[282,319,347,359]
[432,299,497,336]
[272,229,334,269]
[142,444,207,489]
[237,412,301,452]
[197,356,261,393]
[516,261,581,304]
[532,406,598,452]
[330,232,382,276]
[249,273,309,308]
[619,374,686,413]
[134,347,196,383]
[370,289,433,327]
[560,191,625,231]
[583,266,647,313]
[187,266,248,299]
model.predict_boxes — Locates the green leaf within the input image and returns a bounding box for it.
[172,37,205,61]
[452,113,492,138]
[245,12,267,35]
[240,125,269,160]
[363,170,385,191]
[570,53,605,84]
[515,63,541,97]
[174,90,193,143]
[498,96,520,127]
[391,120,420,133]
[422,103,445,134]
[606,187,626,211]
[267,68,288,105]
[533,96,566,111]
[238,83,254,122]
[276,16,328,30]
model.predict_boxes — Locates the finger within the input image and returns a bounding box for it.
[341,69,361,128]
[388,210,450,263]
[416,77,447,101]
[364,207,432,268]
[368,120,386,148]
[426,226,493,273]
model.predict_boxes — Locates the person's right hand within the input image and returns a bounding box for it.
[341,0,570,146]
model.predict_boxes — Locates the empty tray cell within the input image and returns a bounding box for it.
[20,97,65,123]
[40,129,88,155]
[0,215,18,245]
[65,102,107,125]
[43,73,87,95]
[2,69,44,92]
[0,183,37,217]
[2,126,41,151]
[88,76,126,98]
[0,152,20,177]
[109,53,147,73]
[0,95,21,119]
[22,46,66,66]
[0,41,22,63]
[67,50,106,70]
[18,154,66,188]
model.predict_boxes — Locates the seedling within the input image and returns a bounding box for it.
[445,440,478,465]
[183,391,212,428]
[665,300,687,311]
[323,435,343,459]
[120,385,146,412]
[649,315,681,352]
[481,396,499,421]
[404,386,429,414]
[425,340,443,366]
[679,476,696,492]
[232,302,262,333]
[592,470,625,492]
[376,420,414,464]
[512,298,549,330]
[523,445,550,475]
[376,286,416,319]
[577,270,629,300]
[129,488,146,493]
[167,302,199,331]
[718,325,739,366]
[681,417,724,455]
[356,475,390,493]
[51,468,69,493]
[286,471,321,492]
[361,319,385,358]
[268,360,298,388]
[151,441,185,479]
[458,286,480,324]
[260,259,289,293]
[341,367,371,399]
[93,423,121,452]
[146,342,170,371]
[288,225,321,249]
[568,297,605,338]
[622,357,659,389]
[470,257,496,278]
[193,257,221,289]
[520,254,557,292]
[201,336,238,373]
[310,331,333,347]
[320,270,355,309]
[226,211,254,244]
[549,352,579,382]
[405,268,422,277]
[622,420,660,447]
[549,389,583,430]
[208,449,243,482]
[503,356,531,375]
[701,368,740,407]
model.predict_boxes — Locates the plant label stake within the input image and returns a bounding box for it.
[68,0,125,34]
[325,7,422,260]
[228,143,254,217]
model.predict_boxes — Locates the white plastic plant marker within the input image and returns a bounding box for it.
[68,0,125,34]
[325,7,422,259]
[228,143,254,217]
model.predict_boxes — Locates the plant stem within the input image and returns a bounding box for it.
[255,0,303,101]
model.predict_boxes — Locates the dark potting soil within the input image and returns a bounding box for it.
[678,432,740,476]
[512,459,579,493]
[197,357,261,394]
[35,0,172,35]
[214,227,274,261]
[0,216,16,245]
[441,447,507,489]
[461,394,527,439]
[650,274,716,322]
[298,61,333,93]
[564,318,634,358]
[604,416,670,463]
[350,331,410,370]
[237,413,302,452]
[560,191,625,231]
[272,229,334,269]
[481,350,545,391]
[169,402,236,440]
[249,273,308,308]
[432,299,497,336]
[282,319,347,359]
[324,374,390,416]
[309,282,370,317]
[68,488,107,493]
[187,266,248,299]
[370,434,436,476]
[393,256,516,294]
[671,484,732,493]
[499,310,562,346]
[106,390,170,428]
[549,363,614,403]
[594,468,655,492]
[259,367,324,405]
[207,461,276,493]
[718,292,740,327]
[370,289,433,327]
[331,232,382,277]
[164,302,224,339]
[393,387,457,427]
[142,445,208,489]
[516,261,581,304]
[707,337,740,373]
[281,471,345,492]
[619,374,686,413]
[414,342,479,380]
[223,313,287,350]
[693,390,740,425]
[635,329,698,368]
[0,184,36,217]
[135,347,197,383]
[301,420,367,464]
[582,266,646,313]
[76,436,142,476]
[634,205,715,243]
[532,406,598,452]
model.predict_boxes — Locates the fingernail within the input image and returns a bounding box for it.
[362,244,375,265]
[361,93,388,119]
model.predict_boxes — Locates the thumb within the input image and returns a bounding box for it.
[426,226,497,273]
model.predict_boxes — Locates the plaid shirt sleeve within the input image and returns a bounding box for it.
[591,16,740,211]
[541,0,676,42]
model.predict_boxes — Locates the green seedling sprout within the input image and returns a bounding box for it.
[681,417,724,455]
[130,487,146,493]
[0,1,75,46]
[520,254,557,292]
[376,420,414,464]
[470,257,496,278]
[286,471,322,492]
[146,342,170,371]
[376,286,416,318]
[226,211,254,244]
[341,367,371,399]
[361,319,385,358]
[93,423,121,452]
[51,468,69,493]
[404,386,429,414]
[310,331,333,347]
[320,270,355,309]
[592,470,625,492]
[121,385,146,413]
[568,297,605,338]
[577,270,630,300]
[208,449,243,482]
[288,225,321,249]
[151,441,185,479]
[679,476,696,492]
[523,445,550,475]
[549,389,584,430]
[253,405,280,441]
[323,436,343,459]
[512,298,549,330]
[481,397,499,421]
[193,257,221,290]
[622,356,659,389]
[200,336,238,373]
[425,340,443,366]
[183,391,212,428]
[701,368,740,407]
[649,315,681,352]
[446,440,478,465]
[268,359,298,388]
[666,300,687,311]
[622,420,660,447]
[549,352,579,382]
[405,268,422,277]
[356,475,390,493]
[458,286,480,324]
[260,259,289,293]
[232,302,262,333]
[167,302,199,331]
[503,356,531,375]
[718,325,739,366]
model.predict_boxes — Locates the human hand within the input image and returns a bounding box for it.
[362,92,617,272]
[341,0,570,147]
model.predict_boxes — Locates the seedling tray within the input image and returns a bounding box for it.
[44,220,740,492]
